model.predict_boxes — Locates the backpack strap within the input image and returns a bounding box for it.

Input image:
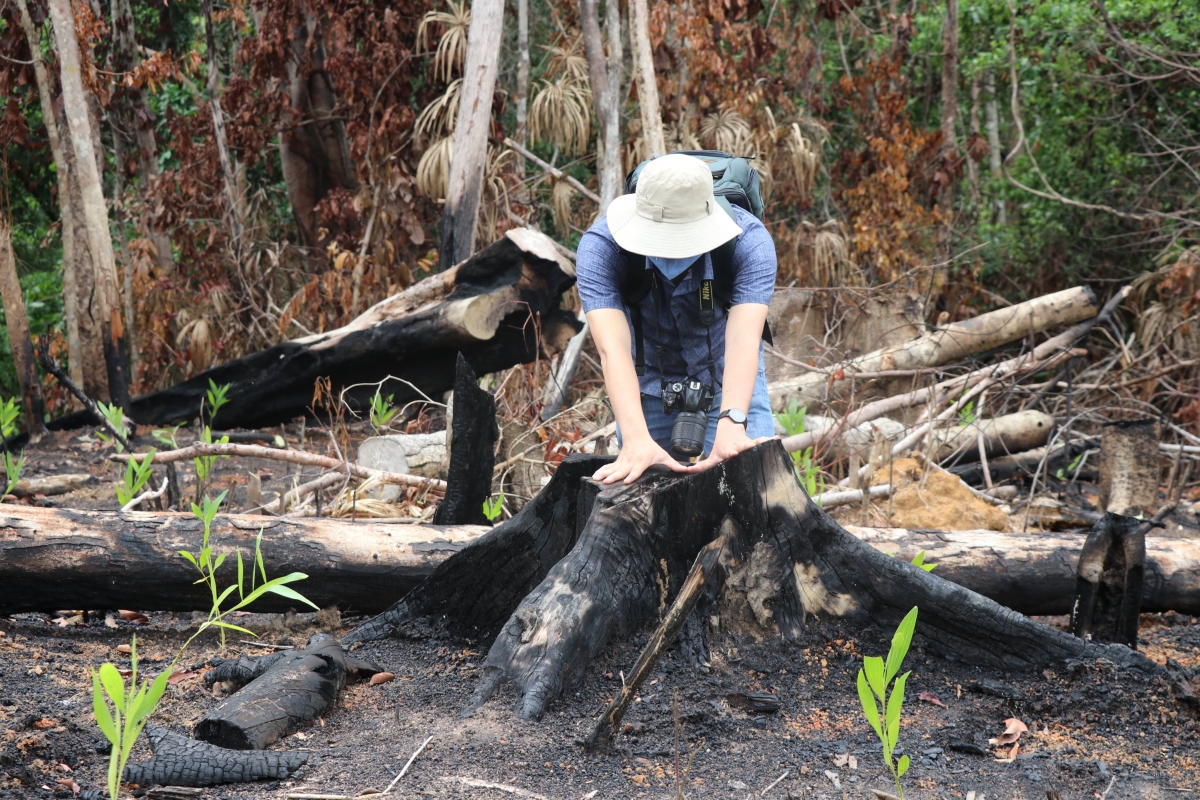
[709,232,774,346]
[620,248,653,376]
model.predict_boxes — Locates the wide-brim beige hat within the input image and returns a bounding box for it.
[607,153,743,258]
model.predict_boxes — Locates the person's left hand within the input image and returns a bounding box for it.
[684,419,775,473]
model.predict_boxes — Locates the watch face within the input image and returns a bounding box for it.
[724,409,747,424]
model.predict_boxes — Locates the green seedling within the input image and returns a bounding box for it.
[775,399,823,502]
[95,504,317,800]
[205,380,231,425]
[1,398,23,501]
[774,397,808,438]
[1055,452,1085,481]
[857,606,918,799]
[370,389,399,430]
[956,399,976,427]
[151,423,184,449]
[115,450,156,507]
[95,401,128,453]
[193,425,230,490]
[482,495,504,522]
[910,550,937,572]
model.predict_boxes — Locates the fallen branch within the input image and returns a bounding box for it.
[503,137,602,204]
[114,442,447,493]
[37,335,132,451]
[5,473,94,497]
[381,735,434,794]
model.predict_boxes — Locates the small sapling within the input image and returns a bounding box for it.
[856,605,919,798]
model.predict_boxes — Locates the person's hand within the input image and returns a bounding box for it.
[593,433,690,485]
[685,418,774,473]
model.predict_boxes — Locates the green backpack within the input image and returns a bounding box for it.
[619,150,771,376]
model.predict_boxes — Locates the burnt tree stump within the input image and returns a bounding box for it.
[123,726,307,787]
[348,442,1158,721]
[1069,512,1146,648]
[432,353,499,526]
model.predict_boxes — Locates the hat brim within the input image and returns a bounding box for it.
[606,194,743,258]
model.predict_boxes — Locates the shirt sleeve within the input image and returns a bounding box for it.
[576,219,627,313]
[729,211,777,306]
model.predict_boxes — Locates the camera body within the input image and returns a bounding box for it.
[661,377,715,457]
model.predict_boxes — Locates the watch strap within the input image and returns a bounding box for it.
[718,408,748,426]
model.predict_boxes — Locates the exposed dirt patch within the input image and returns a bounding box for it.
[872,458,1010,532]
[1,608,1197,800]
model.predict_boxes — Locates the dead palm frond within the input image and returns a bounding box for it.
[699,108,752,154]
[414,79,463,147]
[417,0,470,84]
[1133,246,1200,368]
[551,178,575,239]
[754,157,773,203]
[477,146,516,244]
[416,135,454,199]
[664,118,700,151]
[543,36,590,85]
[795,219,856,287]
[781,122,820,198]
[529,76,592,155]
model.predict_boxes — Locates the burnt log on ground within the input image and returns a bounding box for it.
[40,228,580,433]
[195,634,380,750]
[432,353,498,526]
[3,495,1200,616]
[122,726,307,787]
[348,442,1159,721]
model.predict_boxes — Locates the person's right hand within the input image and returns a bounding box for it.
[592,433,689,485]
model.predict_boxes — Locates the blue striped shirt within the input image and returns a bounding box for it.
[576,205,776,397]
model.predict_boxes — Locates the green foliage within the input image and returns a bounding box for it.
[857,606,919,798]
[95,402,128,453]
[910,550,937,572]
[956,400,976,427]
[369,389,399,430]
[152,423,184,449]
[204,380,231,425]
[774,398,807,438]
[0,272,62,401]
[2,398,24,499]
[115,450,156,508]
[1055,452,1085,481]
[193,426,230,488]
[775,399,823,502]
[482,495,504,522]
[93,495,318,800]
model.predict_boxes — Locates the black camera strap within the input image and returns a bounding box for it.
[647,269,720,393]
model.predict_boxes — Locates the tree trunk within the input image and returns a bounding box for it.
[46,0,130,408]
[515,0,530,150]
[277,10,360,247]
[580,0,623,210]
[431,354,498,525]
[438,0,505,270]
[45,229,581,431]
[124,726,307,787]
[769,285,1099,411]
[203,0,244,241]
[937,0,958,259]
[14,0,91,396]
[1069,513,1145,648]
[984,71,1006,225]
[629,0,665,158]
[966,75,981,204]
[0,210,47,437]
[348,445,1160,721]
[928,409,1055,464]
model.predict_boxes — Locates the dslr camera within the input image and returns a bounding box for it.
[661,377,715,457]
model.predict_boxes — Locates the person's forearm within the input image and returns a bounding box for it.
[720,304,769,414]
[586,309,650,442]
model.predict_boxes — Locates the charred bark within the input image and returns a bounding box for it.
[195,635,380,750]
[123,726,307,787]
[1070,512,1146,648]
[349,443,1158,722]
[432,354,498,525]
[44,229,580,431]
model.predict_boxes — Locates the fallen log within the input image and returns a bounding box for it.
[349,444,1157,722]
[196,634,380,750]
[927,410,1055,464]
[6,473,94,497]
[769,286,1099,411]
[0,505,488,614]
[123,725,307,787]
[45,228,581,432]
[3,502,1198,616]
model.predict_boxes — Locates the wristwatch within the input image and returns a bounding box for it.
[717,408,748,426]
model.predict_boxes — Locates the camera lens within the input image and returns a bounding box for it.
[671,410,708,457]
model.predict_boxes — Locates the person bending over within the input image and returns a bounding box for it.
[577,153,777,485]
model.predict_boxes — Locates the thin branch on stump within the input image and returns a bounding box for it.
[348,443,1158,722]
[432,353,498,525]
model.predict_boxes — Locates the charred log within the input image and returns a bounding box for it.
[347,442,1158,721]
[195,634,380,750]
[45,229,581,431]
[123,726,307,787]
[432,354,499,526]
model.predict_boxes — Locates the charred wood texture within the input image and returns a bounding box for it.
[0,505,488,614]
[123,726,307,787]
[45,229,580,431]
[1070,513,1146,648]
[432,354,499,526]
[344,454,611,644]
[348,443,1158,721]
[195,635,380,750]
